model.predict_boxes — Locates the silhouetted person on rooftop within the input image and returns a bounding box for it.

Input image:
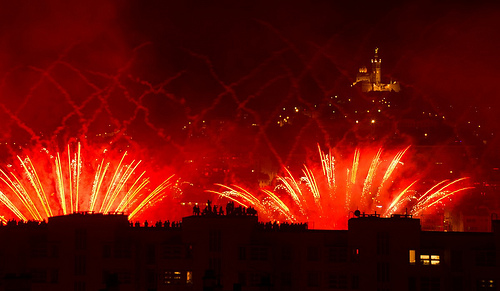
[226,201,234,215]
[207,200,212,213]
[234,206,242,216]
[193,204,200,216]
[247,207,257,216]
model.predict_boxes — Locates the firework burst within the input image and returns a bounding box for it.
[0,143,180,222]
[209,145,472,229]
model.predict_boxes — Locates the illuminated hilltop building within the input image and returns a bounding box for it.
[353,48,400,92]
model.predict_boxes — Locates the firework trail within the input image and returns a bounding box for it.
[0,143,180,222]
[209,145,472,229]
[206,184,297,222]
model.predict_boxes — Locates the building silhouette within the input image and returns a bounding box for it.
[353,48,401,92]
[0,208,498,291]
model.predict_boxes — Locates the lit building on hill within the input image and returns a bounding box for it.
[353,48,401,93]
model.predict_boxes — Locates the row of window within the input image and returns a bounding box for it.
[28,269,192,287]
[409,277,496,291]
[163,270,193,285]
[409,250,440,266]
[237,271,358,289]
[410,249,496,268]
[238,245,492,267]
[28,268,497,290]
[238,246,349,262]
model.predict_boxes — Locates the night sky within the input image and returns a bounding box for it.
[0,0,498,207]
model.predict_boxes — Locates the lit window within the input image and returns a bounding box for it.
[409,250,416,265]
[478,279,496,289]
[164,271,183,285]
[431,255,440,265]
[421,255,430,265]
[420,254,440,265]
[186,271,193,284]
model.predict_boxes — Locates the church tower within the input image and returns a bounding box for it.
[371,47,381,84]
[352,47,400,92]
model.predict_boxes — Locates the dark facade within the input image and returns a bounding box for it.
[0,211,498,291]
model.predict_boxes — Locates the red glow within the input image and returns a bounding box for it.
[0,2,494,229]
[209,145,472,229]
[0,142,180,222]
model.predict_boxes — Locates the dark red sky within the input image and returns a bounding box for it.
[0,0,498,171]
[0,0,496,224]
